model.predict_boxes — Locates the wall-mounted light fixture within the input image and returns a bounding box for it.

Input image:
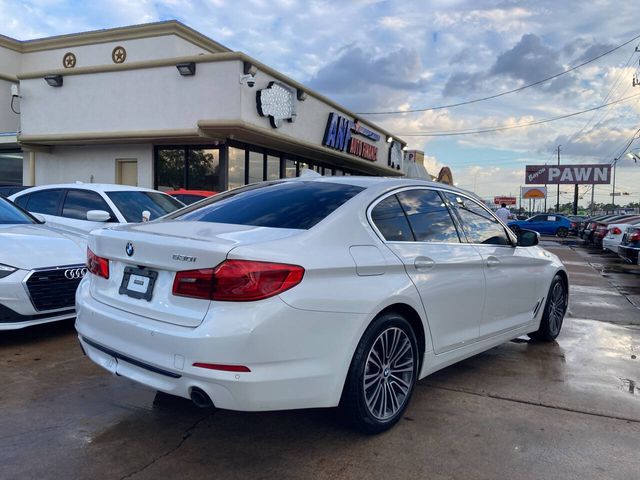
[387,136,393,143]
[402,145,408,151]
[297,88,308,101]
[44,75,63,87]
[243,61,258,76]
[176,62,196,76]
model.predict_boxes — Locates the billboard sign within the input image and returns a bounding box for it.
[494,196,517,205]
[521,186,547,199]
[525,164,611,185]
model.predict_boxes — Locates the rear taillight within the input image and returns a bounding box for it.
[611,227,622,235]
[571,222,577,228]
[629,232,640,243]
[87,247,109,279]
[172,260,305,302]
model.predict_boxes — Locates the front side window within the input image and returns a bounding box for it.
[176,181,364,230]
[371,195,413,241]
[396,189,460,243]
[25,189,63,215]
[62,190,113,221]
[106,191,183,222]
[444,192,511,245]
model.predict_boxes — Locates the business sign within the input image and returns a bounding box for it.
[525,164,611,185]
[521,186,547,199]
[257,82,297,128]
[322,113,379,162]
[494,196,517,205]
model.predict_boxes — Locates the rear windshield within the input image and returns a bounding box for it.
[106,191,184,222]
[175,181,365,229]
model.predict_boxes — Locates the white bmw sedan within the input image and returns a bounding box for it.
[0,197,86,330]
[76,177,568,433]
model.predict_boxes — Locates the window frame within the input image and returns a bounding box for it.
[60,188,116,222]
[24,188,65,217]
[368,186,517,247]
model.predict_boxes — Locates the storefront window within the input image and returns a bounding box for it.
[249,151,264,183]
[267,155,280,181]
[156,149,185,191]
[228,147,245,190]
[0,151,23,185]
[285,159,297,178]
[188,149,220,191]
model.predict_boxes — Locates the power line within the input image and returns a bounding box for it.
[357,32,640,115]
[397,92,640,137]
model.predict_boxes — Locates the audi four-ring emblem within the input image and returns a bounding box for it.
[64,268,88,280]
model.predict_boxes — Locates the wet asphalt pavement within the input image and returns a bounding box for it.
[1,239,639,480]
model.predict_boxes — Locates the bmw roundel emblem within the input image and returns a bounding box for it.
[125,242,134,257]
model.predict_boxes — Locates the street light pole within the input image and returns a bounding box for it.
[556,145,561,212]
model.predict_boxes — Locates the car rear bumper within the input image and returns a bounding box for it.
[75,280,366,411]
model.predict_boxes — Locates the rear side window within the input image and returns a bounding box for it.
[25,189,63,215]
[62,190,114,221]
[177,181,364,230]
[396,189,460,243]
[444,192,511,245]
[371,195,413,241]
[13,193,29,209]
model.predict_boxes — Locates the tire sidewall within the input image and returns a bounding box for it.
[344,313,419,433]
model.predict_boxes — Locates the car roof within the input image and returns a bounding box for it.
[12,183,162,195]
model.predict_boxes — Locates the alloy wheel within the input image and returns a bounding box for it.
[363,327,415,420]
[548,281,566,335]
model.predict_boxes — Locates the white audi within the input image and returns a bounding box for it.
[0,196,86,330]
[76,176,568,433]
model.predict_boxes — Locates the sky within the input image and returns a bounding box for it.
[2,0,640,207]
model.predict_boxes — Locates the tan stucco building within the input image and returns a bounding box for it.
[0,21,408,192]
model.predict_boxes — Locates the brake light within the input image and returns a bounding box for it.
[172,260,305,301]
[629,232,640,243]
[87,247,109,279]
[611,227,622,235]
[571,222,577,228]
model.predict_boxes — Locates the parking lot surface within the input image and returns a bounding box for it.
[1,239,639,480]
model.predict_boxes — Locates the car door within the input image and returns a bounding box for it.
[524,215,546,233]
[60,189,117,232]
[22,188,64,224]
[442,192,545,337]
[370,188,486,354]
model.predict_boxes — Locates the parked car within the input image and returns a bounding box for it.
[0,196,86,330]
[508,214,572,237]
[567,215,589,235]
[593,215,640,248]
[0,185,28,197]
[603,218,640,253]
[165,189,217,205]
[618,226,640,264]
[9,183,184,233]
[581,214,625,243]
[76,177,568,433]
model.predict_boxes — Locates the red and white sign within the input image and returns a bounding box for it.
[494,196,517,205]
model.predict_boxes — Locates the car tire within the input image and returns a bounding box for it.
[529,275,567,342]
[341,312,419,434]
[557,227,568,237]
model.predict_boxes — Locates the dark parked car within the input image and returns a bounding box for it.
[567,215,588,235]
[0,185,27,197]
[582,214,628,243]
[618,226,640,264]
[508,214,572,237]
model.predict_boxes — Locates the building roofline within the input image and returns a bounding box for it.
[17,51,406,146]
[0,20,231,54]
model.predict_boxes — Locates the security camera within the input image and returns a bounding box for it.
[10,84,20,98]
[239,73,256,87]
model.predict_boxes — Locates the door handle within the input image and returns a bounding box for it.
[414,257,435,270]
[486,256,500,268]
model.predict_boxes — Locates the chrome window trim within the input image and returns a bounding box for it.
[367,185,517,247]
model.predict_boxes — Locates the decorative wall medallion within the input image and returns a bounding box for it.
[62,52,76,68]
[112,46,127,64]
[256,81,297,128]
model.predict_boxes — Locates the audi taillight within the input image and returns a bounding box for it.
[172,260,305,301]
[87,247,109,279]
[611,227,622,235]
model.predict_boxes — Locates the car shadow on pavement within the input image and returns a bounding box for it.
[0,318,76,348]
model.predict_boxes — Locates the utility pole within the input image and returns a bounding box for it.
[556,145,561,213]
[573,184,579,215]
[544,162,547,212]
[612,157,617,213]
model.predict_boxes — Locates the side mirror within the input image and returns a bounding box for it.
[517,229,539,247]
[33,213,46,223]
[86,210,111,222]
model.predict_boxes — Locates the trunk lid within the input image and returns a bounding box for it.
[88,220,303,327]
